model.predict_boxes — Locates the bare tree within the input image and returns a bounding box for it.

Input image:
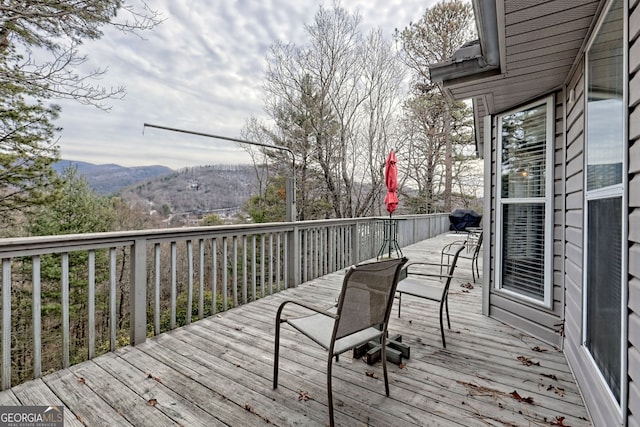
[260,3,406,220]
[397,0,476,212]
[0,1,163,109]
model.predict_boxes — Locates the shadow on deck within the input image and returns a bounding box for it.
[0,234,591,426]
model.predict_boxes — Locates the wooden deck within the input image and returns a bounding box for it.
[0,234,591,426]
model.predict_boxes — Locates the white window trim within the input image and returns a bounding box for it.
[494,96,555,308]
[580,0,628,417]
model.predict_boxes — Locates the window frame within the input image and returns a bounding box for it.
[581,0,628,414]
[494,96,555,308]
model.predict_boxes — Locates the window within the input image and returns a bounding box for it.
[495,98,553,306]
[583,0,625,406]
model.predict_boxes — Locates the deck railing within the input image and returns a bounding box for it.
[0,213,449,390]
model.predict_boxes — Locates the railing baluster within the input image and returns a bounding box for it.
[222,237,228,311]
[276,234,281,292]
[260,234,265,298]
[212,238,218,315]
[186,240,193,325]
[269,233,273,295]
[154,244,161,335]
[61,253,70,369]
[302,230,308,283]
[109,248,116,351]
[251,235,257,300]
[198,239,204,319]
[32,256,41,379]
[283,233,288,289]
[2,259,11,390]
[242,235,247,304]
[88,250,95,360]
[170,242,177,330]
[232,236,238,307]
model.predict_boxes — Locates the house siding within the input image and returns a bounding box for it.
[629,1,640,426]
[561,1,639,425]
[487,95,565,347]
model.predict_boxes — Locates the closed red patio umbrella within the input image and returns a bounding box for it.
[384,150,398,215]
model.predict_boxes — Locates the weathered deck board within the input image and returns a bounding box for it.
[0,234,591,426]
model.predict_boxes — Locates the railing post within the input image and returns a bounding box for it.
[351,221,360,265]
[130,239,147,346]
[287,225,300,288]
[2,259,12,390]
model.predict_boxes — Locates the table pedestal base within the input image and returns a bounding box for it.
[353,334,410,365]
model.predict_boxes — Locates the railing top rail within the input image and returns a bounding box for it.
[0,214,449,257]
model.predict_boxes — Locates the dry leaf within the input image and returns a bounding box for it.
[77,377,86,384]
[517,355,540,366]
[510,390,534,404]
[298,390,312,401]
[460,282,474,289]
[147,398,158,406]
[541,373,558,381]
[243,403,255,413]
[399,362,406,369]
[546,385,565,397]
[532,346,548,352]
[146,373,162,383]
[550,416,567,426]
[365,371,379,379]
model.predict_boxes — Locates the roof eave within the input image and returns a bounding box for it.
[428,0,500,86]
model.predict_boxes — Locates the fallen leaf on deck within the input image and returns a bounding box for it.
[510,390,534,404]
[517,355,540,366]
[541,373,558,381]
[532,346,548,352]
[243,403,256,413]
[460,282,474,289]
[365,371,379,379]
[399,363,406,369]
[550,416,567,426]
[77,377,86,384]
[146,373,163,383]
[147,399,158,406]
[298,390,312,401]
[546,385,565,397]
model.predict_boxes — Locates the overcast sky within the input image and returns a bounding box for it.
[54,0,438,169]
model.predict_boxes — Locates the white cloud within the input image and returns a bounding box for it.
[55,0,436,169]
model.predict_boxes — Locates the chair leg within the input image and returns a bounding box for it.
[439,300,447,348]
[273,319,281,389]
[327,354,335,427]
[397,293,402,318]
[445,297,451,329]
[381,334,390,396]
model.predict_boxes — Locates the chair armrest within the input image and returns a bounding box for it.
[406,272,453,281]
[406,261,450,274]
[275,299,338,323]
[441,240,467,253]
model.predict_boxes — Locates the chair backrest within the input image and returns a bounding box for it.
[472,231,483,256]
[441,243,468,297]
[334,257,408,340]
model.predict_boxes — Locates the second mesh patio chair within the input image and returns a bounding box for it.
[273,256,408,427]
[396,244,466,348]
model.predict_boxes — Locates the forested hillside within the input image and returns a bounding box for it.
[53,160,173,195]
[117,164,261,218]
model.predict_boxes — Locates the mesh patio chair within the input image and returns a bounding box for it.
[441,230,483,283]
[396,244,466,348]
[273,256,408,427]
